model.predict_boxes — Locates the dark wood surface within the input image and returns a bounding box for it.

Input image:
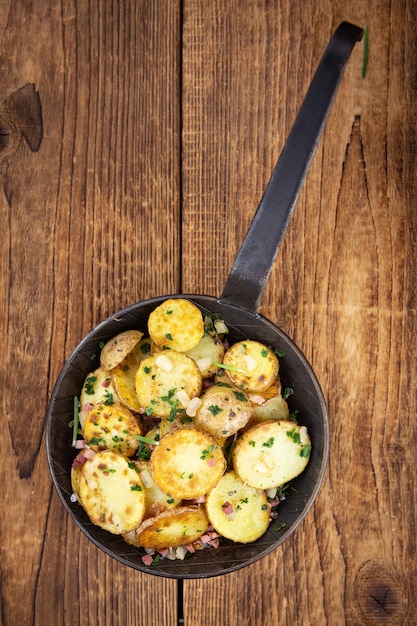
[1,1,416,624]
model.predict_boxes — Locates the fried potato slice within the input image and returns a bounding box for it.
[147,298,204,352]
[185,334,225,378]
[79,450,146,534]
[232,420,311,490]
[194,384,252,438]
[205,471,270,543]
[134,460,181,518]
[223,340,279,392]
[79,367,120,428]
[111,338,152,412]
[100,329,144,371]
[150,428,226,499]
[83,402,142,457]
[247,394,290,427]
[126,505,209,549]
[135,351,202,418]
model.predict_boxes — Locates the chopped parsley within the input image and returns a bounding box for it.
[84,376,97,395]
[201,444,217,460]
[262,437,275,448]
[208,405,223,416]
[130,485,143,492]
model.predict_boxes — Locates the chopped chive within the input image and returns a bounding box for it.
[133,435,160,446]
[72,396,79,447]
[212,361,245,374]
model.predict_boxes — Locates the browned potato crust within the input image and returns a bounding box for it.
[150,428,226,499]
[79,450,146,534]
[148,298,204,352]
[111,338,152,412]
[83,402,142,457]
[135,506,209,549]
[223,340,279,392]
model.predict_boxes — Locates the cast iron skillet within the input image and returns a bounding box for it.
[46,22,363,579]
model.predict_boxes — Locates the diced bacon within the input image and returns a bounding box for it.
[74,439,86,449]
[221,502,234,516]
[249,395,266,405]
[207,458,216,467]
[101,379,111,388]
[142,554,154,566]
[184,543,195,553]
[199,534,212,545]
[209,538,220,548]
[157,548,169,557]
[83,447,96,459]
[83,403,94,412]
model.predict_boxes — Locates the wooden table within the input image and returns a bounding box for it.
[1,1,415,624]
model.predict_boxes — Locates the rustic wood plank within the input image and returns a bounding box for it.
[181,1,416,624]
[0,1,180,625]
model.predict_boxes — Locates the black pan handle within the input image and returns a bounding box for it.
[220,21,363,312]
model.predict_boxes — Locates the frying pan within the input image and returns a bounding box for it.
[46,22,363,579]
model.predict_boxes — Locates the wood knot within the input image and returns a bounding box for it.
[0,83,42,204]
[355,561,409,624]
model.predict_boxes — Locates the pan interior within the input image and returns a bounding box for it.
[46,294,329,579]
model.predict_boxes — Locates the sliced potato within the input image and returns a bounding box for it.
[223,340,279,392]
[185,334,225,378]
[247,394,290,427]
[205,471,270,543]
[150,428,226,499]
[232,420,311,490]
[147,298,204,352]
[79,450,146,534]
[79,367,120,428]
[194,384,252,438]
[100,329,144,371]
[133,506,209,549]
[83,402,142,456]
[135,351,202,419]
[111,338,152,412]
[135,460,181,518]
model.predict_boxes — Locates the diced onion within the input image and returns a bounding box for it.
[266,487,278,499]
[186,396,202,417]
[140,469,153,488]
[175,545,187,560]
[299,426,309,445]
[196,357,212,372]
[214,320,228,335]
[244,355,258,371]
[176,388,191,408]
[155,354,174,372]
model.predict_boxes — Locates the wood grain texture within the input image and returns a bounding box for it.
[0,0,416,625]
[181,1,416,625]
[0,1,180,625]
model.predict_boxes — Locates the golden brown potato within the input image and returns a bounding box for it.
[232,420,311,490]
[135,351,202,419]
[83,402,142,457]
[100,329,144,371]
[79,367,120,428]
[150,428,226,499]
[147,298,204,352]
[194,384,252,438]
[78,450,146,534]
[223,340,279,392]
[247,394,290,427]
[133,506,209,549]
[111,338,152,412]
[205,471,270,543]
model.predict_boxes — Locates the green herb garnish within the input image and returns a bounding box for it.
[72,396,80,447]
